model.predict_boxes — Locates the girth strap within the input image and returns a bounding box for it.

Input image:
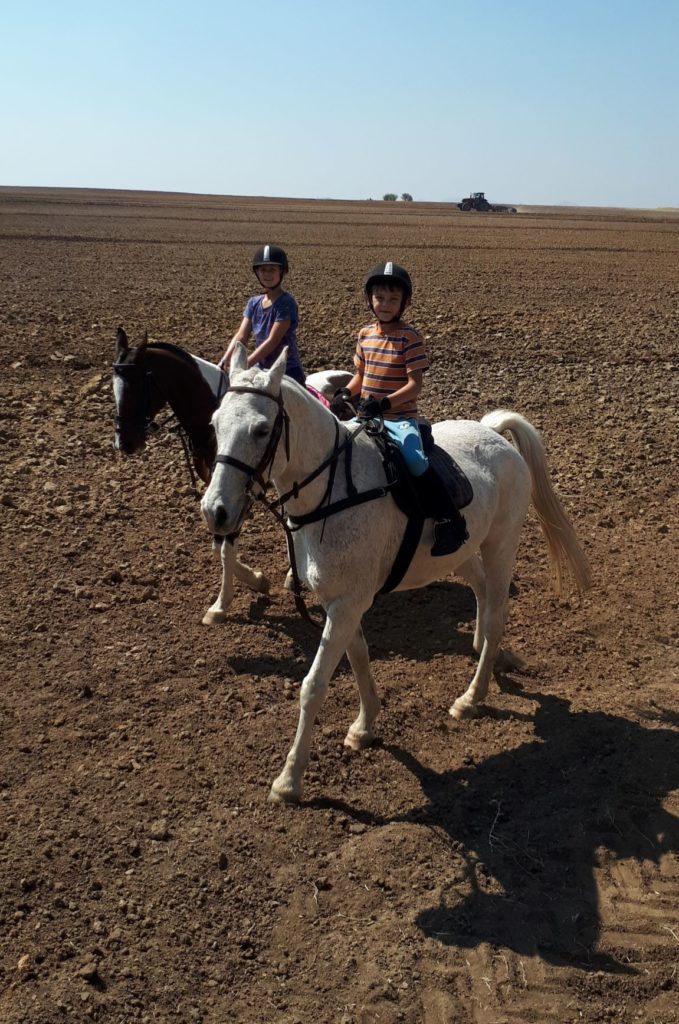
[377,515,424,594]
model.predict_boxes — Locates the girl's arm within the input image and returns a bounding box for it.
[219,317,252,369]
[247,319,290,368]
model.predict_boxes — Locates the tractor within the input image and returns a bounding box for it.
[458,191,492,212]
[457,192,517,213]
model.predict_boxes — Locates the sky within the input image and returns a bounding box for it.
[2,0,678,208]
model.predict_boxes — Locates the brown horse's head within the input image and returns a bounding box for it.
[112,326,164,455]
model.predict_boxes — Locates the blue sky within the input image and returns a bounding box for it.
[2,0,678,207]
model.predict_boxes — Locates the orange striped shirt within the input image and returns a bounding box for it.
[354,321,429,419]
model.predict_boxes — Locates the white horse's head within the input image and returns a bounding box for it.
[201,344,288,537]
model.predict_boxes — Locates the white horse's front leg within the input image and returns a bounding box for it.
[343,626,381,751]
[233,553,270,595]
[202,537,237,625]
[202,538,270,626]
[270,601,361,804]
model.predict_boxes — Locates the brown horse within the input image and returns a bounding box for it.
[112,327,270,621]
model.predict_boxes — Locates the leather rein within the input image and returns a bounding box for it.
[214,384,395,627]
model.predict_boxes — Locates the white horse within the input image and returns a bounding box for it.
[201,345,591,804]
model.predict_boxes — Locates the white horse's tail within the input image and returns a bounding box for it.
[482,410,592,598]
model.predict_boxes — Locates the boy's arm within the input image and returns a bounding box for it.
[344,371,363,397]
[219,317,252,369]
[344,335,366,396]
[381,369,424,411]
[247,319,290,368]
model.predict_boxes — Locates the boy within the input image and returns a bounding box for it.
[330,261,467,556]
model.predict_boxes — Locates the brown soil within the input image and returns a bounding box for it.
[1,187,678,1024]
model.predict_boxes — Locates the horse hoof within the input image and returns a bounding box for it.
[201,608,228,626]
[343,730,373,751]
[495,648,531,674]
[449,700,478,721]
[253,572,270,595]
[268,777,301,805]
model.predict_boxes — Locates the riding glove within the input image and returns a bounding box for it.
[357,395,391,419]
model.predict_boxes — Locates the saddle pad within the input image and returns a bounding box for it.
[306,383,331,408]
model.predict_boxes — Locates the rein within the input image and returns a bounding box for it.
[213,384,395,627]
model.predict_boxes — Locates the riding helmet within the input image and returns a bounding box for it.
[252,244,289,275]
[363,261,412,317]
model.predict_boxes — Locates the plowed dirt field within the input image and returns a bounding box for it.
[1,187,678,1024]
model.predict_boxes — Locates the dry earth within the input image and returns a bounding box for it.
[1,187,678,1024]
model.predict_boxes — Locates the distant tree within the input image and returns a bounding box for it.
[401,192,413,202]
[382,193,398,201]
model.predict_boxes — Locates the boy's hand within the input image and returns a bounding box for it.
[357,395,390,419]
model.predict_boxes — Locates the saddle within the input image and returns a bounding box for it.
[371,422,472,520]
[368,421,473,593]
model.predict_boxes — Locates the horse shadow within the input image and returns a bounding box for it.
[314,681,679,974]
[227,578,484,678]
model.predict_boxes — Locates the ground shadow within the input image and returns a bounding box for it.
[316,683,679,973]
[227,578,485,678]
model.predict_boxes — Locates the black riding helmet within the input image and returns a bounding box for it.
[252,244,289,276]
[363,261,412,320]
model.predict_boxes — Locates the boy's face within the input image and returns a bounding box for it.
[371,285,405,323]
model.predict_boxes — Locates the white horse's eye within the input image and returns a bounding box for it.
[252,421,270,439]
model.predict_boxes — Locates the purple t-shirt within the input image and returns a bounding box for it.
[244,292,303,375]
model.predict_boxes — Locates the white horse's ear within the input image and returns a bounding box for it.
[230,342,248,374]
[268,347,288,391]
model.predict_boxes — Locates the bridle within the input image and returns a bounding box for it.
[213,385,290,500]
[112,360,156,439]
[212,383,395,626]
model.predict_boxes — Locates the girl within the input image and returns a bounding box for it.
[219,245,305,384]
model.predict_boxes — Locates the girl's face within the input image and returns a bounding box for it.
[255,264,283,291]
[371,285,404,323]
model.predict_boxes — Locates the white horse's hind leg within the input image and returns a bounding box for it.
[451,536,517,720]
[456,554,487,654]
[270,601,363,804]
[343,627,381,751]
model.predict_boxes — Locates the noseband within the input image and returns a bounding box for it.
[213,385,290,495]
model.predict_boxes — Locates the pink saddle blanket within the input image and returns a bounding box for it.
[305,383,331,408]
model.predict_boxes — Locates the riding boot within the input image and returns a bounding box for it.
[417,467,468,556]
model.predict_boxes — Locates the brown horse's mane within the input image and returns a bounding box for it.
[145,341,203,372]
